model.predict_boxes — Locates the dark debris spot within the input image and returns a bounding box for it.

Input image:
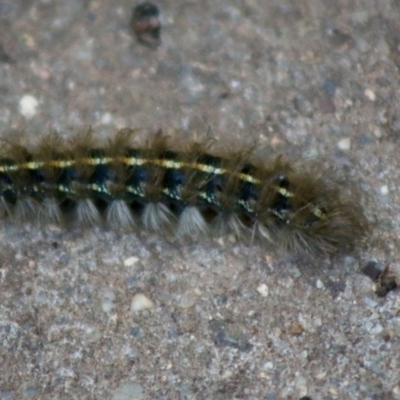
[362,261,383,281]
[130,2,161,49]
[326,279,346,298]
[130,325,143,337]
[322,78,337,96]
[362,262,398,297]
[0,43,14,64]
[325,27,352,46]
[210,321,253,352]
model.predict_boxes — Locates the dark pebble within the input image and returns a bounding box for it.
[130,2,161,48]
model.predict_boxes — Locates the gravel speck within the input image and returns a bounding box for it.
[288,267,302,279]
[131,293,155,312]
[102,288,116,313]
[337,138,351,150]
[124,256,139,267]
[364,88,376,101]
[85,327,102,343]
[19,95,39,118]
[24,387,38,398]
[112,382,144,400]
[295,375,308,397]
[380,185,389,195]
[130,325,144,337]
[177,292,197,309]
[0,391,15,400]
[257,283,269,297]
[316,279,325,289]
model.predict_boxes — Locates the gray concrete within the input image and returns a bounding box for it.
[0,0,399,399]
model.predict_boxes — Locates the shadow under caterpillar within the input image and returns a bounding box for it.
[0,129,368,260]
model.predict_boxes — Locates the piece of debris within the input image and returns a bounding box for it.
[130,2,161,48]
[0,44,14,63]
[361,261,398,297]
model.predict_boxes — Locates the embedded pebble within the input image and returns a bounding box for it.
[126,275,138,288]
[130,325,144,337]
[369,323,383,335]
[177,292,197,309]
[288,323,305,335]
[124,256,139,267]
[303,148,319,159]
[288,267,302,279]
[363,296,378,307]
[364,88,376,101]
[295,375,308,397]
[282,277,295,288]
[130,2,161,48]
[85,327,102,343]
[316,371,327,380]
[1,390,15,400]
[24,387,38,398]
[337,138,351,150]
[100,112,113,124]
[380,185,389,195]
[34,289,49,303]
[102,288,116,301]
[131,293,155,312]
[343,256,358,268]
[102,288,116,313]
[257,283,269,297]
[19,95,39,118]
[263,361,274,370]
[112,382,143,400]
[316,279,325,289]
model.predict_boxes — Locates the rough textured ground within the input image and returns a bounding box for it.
[1,0,400,399]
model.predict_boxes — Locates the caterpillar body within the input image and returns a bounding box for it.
[0,129,367,259]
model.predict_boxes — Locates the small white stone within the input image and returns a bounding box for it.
[257,283,269,297]
[316,279,325,289]
[315,371,327,380]
[263,361,274,370]
[124,256,139,267]
[337,138,351,150]
[216,237,225,246]
[19,95,39,118]
[300,350,308,359]
[373,127,382,138]
[380,185,389,195]
[364,88,376,101]
[130,293,154,312]
[230,80,241,89]
[314,317,323,327]
[100,112,113,124]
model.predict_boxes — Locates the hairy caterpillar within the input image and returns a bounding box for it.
[0,129,367,260]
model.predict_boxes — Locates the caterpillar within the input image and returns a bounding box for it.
[0,129,367,260]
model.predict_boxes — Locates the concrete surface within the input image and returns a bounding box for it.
[0,0,400,399]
